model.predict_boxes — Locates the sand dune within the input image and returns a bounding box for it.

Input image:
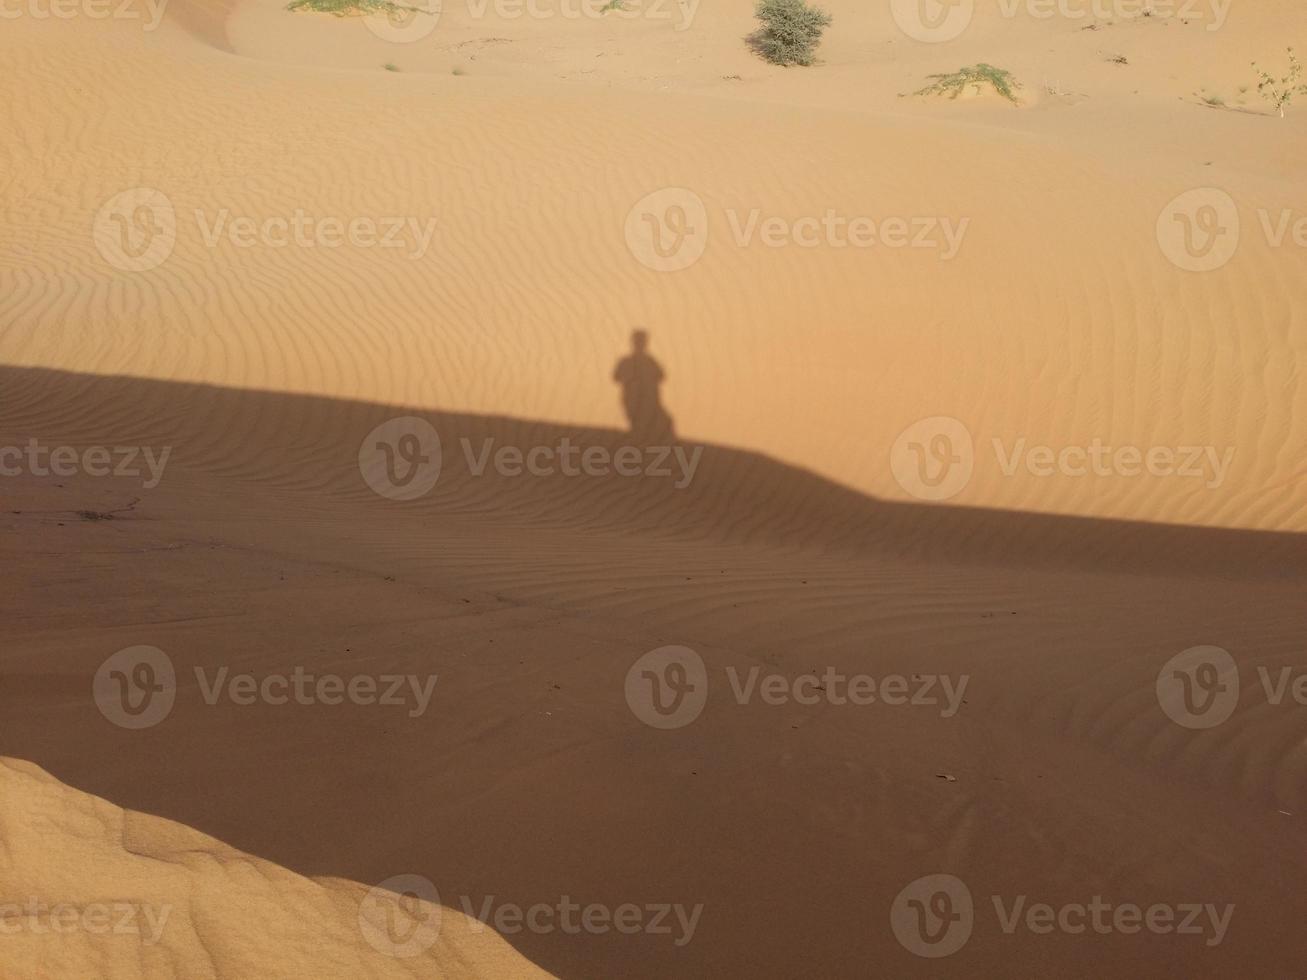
[0,757,551,978]
[3,0,1307,975]
[4,1,1306,531]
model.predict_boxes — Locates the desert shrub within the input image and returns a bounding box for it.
[1252,47,1307,118]
[914,64,1022,104]
[751,0,832,68]
[288,0,415,16]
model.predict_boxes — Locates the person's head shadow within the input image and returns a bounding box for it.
[613,329,675,443]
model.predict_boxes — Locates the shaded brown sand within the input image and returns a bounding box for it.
[3,368,1307,977]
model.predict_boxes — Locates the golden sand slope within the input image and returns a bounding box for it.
[0,758,551,979]
[2,2,1305,532]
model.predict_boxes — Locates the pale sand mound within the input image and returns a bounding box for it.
[0,758,551,979]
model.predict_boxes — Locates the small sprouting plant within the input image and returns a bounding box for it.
[288,0,424,17]
[750,0,833,68]
[1252,47,1307,118]
[600,0,627,11]
[383,62,400,72]
[914,64,1022,104]
[452,66,467,76]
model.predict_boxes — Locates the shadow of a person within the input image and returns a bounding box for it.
[613,329,675,443]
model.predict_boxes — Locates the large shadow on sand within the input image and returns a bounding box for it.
[3,364,1307,978]
[3,364,1302,577]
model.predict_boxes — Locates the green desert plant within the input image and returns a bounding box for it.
[1252,47,1307,118]
[914,64,1022,104]
[750,0,832,68]
[287,0,424,17]
[383,62,400,71]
